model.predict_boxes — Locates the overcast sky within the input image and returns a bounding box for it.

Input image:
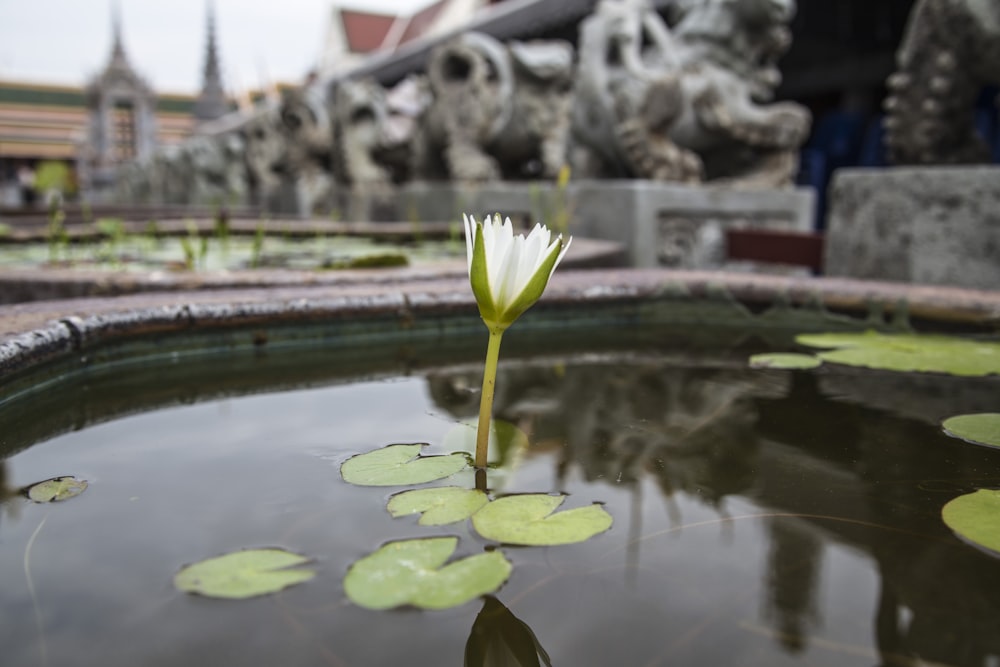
[0,0,435,94]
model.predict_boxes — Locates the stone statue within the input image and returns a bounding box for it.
[411,31,575,182]
[278,86,335,215]
[184,134,248,206]
[217,132,249,204]
[159,145,192,205]
[114,159,151,204]
[331,77,418,189]
[241,107,287,208]
[884,0,1000,165]
[571,0,810,186]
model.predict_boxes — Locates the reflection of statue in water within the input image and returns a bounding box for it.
[465,596,552,667]
[763,516,822,653]
[427,360,764,507]
[553,364,763,511]
[572,0,810,186]
[0,462,21,528]
[755,373,1000,663]
[884,0,1000,164]
[427,354,1000,665]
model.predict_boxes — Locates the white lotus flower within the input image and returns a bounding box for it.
[463,213,572,469]
[463,213,571,332]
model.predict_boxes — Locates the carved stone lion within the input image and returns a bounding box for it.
[183,134,248,206]
[278,86,335,214]
[241,107,287,208]
[411,31,575,182]
[572,0,811,187]
[884,0,1000,165]
[238,88,334,215]
[331,76,426,188]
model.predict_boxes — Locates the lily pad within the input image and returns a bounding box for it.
[26,476,88,503]
[344,537,511,610]
[749,353,822,370]
[472,494,613,546]
[942,413,1000,449]
[795,331,1000,377]
[387,486,489,525]
[174,548,315,599]
[340,443,468,486]
[942,489,1000,557]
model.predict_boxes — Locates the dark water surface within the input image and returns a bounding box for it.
[1,329,999,667]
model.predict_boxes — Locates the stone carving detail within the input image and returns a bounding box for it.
[884,0,1000,165]
[241,107,287,209]
[184,134,248,205]
[571,0,810,187]
[411,31,575,182]
[160,145,192,205]
[331,76,426,189]
[657,216,726,268]
[109,1,813,212]
[278,86,335,214]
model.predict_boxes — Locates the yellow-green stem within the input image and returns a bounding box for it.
[475,327,504,469]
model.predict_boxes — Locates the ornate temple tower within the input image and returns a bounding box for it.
[193,2,229,123]
[80,6,157,193]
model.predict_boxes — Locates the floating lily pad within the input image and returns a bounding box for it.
[796,331,1000,377]
[942,489,1000,557]
[387,486,489,525]
[472,494,613,546]
[174,548,315,599]
[26,476,88,503]
[344,537,511,610]
[749,353,822,370]
[340,444,468,486]
[942,413,1000,449]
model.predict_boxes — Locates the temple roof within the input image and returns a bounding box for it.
[85,4,154,99]
[193,2,231,121]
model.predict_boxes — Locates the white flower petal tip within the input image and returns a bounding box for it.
[462,213,572,331]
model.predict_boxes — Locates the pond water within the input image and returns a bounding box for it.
[0,234,463,272]
[1,326,999,667]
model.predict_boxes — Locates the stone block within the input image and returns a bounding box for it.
[398,180,815,271]
[825,167,1000,289]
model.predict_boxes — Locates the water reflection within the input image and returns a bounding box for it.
[4,343,1000,666]
[0,461,19,527]
[465,596,552,667]
[763,516,822,653]
[431,361,769,507]
[430,360,1000,666]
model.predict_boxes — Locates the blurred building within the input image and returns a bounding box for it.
[0,3,246,203]
[0,80,197,201]
[76,11,160,194]
[318,0,507,78]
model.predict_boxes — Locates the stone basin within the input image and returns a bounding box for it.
[1,269,999,667]
[2,269,997,381]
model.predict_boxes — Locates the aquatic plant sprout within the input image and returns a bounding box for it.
[463,213,571,468]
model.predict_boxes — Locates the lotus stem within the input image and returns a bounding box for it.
[475,327,504,469]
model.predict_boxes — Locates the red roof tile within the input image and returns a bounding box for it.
[340,10,397,53]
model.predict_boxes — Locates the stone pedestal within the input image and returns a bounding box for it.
[399,180,815,271]
[825,167,1000,290]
